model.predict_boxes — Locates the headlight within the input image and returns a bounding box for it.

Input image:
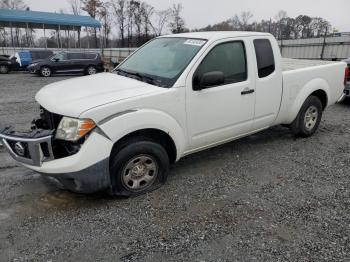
[30,63,38,67]
[55,117,96,141]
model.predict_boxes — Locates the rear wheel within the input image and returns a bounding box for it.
[86,66,97,75]
[40,66,52,77]
[110,139,169,196]
[0,65,9,74]
[291,96,323,137]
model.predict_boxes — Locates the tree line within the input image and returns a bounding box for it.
[0,0,335,48]
[197,11,333,40]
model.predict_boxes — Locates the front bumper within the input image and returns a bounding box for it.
[0,127,54,166]
[0,128,114,193]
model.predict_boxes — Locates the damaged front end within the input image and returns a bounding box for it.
[0,107,113,193]
[0,107,83,167]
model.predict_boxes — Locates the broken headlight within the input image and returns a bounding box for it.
[55,117,96,141]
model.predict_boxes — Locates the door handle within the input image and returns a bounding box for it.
[241,88,255,95]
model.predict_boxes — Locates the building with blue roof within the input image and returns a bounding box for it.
[0,8,101,48]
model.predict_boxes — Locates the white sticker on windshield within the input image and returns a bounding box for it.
[184,39,206,46]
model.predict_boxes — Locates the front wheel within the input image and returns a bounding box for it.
[0,65,9,74]
[110,139,169,196]
[40,66,52,77]
[291,96,323,137]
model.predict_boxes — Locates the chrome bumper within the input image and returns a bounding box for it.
[0,132,54,167]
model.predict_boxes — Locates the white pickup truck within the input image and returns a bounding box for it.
[0,32,347,196]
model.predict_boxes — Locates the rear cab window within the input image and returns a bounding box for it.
[253,39,275,78]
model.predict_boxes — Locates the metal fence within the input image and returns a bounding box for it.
[278,36,350,60]
[2,35,350,62]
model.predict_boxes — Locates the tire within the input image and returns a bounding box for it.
[0,65,9,74]
[40,66,52,77]
[291,96,323,138]
[86,65,97,75]
[110,139,169,196]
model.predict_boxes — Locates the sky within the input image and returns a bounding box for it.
[25,0,349,32]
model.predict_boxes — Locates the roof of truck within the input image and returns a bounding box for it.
[161,31,271,40]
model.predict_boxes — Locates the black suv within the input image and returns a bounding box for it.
[28,51,104,77]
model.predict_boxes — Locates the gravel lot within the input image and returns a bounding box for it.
[0,72,350,261]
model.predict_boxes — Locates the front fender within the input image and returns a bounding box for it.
[98,109,186,161]
[285,78,330,124]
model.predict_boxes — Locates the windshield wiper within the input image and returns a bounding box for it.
[116,68,162,87]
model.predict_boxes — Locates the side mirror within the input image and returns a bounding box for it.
[193,71,225,91]
[54,58,59,62]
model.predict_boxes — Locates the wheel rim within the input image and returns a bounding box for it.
[41,67,50,77]
[88,67,96,75]
[0,66,8,73]
[304,105,318,131]
[121,154,158,192]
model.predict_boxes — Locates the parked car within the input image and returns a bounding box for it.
[0,55,12,73]
[0,32,347,196]
[342,58,350,99]
[27,51,104,77]
[0,50,53,74]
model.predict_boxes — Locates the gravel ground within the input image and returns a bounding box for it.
[0,73,350,262]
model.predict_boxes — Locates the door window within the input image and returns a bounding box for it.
[85,53,97,60]
[68,53,84,60]
[52,52,68,61]
[194,41,247,88]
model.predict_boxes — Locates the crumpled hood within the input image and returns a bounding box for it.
[36,72,164,117]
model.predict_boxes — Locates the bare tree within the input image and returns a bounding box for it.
[275,10,287,39]
[68,0,82,15]
[132,0,143,44]
[141,2,154,39]
[169,3,186,34]
[230,11,253,31]
[151,9,170,36]
[0,0,27,9]
[99,2,112,47]
[111,0,127,47]
[82,0,102,47]
[240,11,253,30]
[1,0,28,46]
[126,0,137,46]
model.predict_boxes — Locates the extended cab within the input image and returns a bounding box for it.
[0,32,347,195]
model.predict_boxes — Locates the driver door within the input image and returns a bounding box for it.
[186,39,256,150]
[51,52,71,72]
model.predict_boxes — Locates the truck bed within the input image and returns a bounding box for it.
[277,58,345,126]
[282,58,336,72]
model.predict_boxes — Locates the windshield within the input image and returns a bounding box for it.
[116,37,207,88]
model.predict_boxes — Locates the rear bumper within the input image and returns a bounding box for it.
[344,82,350,97]
[0,128,113,193]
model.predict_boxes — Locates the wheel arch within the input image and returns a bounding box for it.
[40,65,53,74]
[109,128,177,166]
[285,78,330,124]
